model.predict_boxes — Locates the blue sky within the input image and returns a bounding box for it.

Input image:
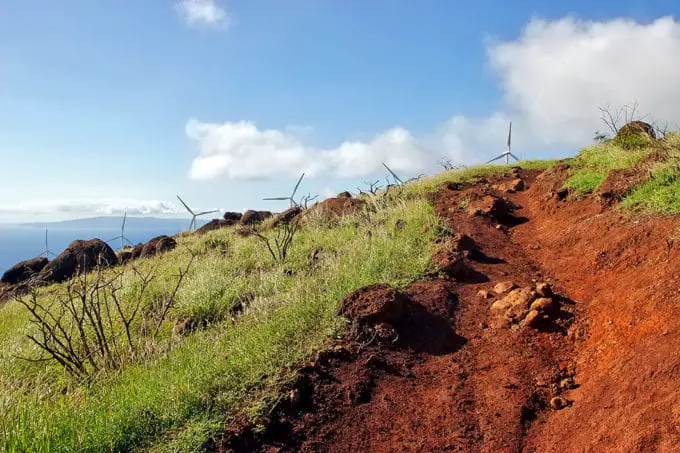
[2,0,680,221]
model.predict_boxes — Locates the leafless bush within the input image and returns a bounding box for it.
[438,157,467,171]
[359,180,382,196]
[16,252,195,378]
[598,101,648,138]
[253,219,300,263]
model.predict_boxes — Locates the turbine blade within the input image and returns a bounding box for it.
[263,197,290,201]
[382,163,404,184]
[176,195,194,215]
[122,212,127,230]
[486,153,508,164]
[291,172,305,198]
[509,152,520,162]
[196,210,219,216]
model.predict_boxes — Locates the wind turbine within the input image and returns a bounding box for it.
[486,121,520,165]
[39,228,57,259]
[263,172,305,207]
[382,163,404,185]
[176,195,219,231]
[108,212,133,250]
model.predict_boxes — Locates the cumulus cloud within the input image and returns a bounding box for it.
[176,0,229,27]
[187,16,680,180]
[0,199,184,216]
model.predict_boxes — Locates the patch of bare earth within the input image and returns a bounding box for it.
[214,165,680,452]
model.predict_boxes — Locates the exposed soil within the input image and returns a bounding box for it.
[214,166,680,452]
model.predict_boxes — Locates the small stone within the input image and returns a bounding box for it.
[550,396,568,410]
[560,378,576,390]
[524,309,542,327]
[530,297,554,313]
[493,281,517,294]
[477,289,492,299]
[374,322,398,343]
[289,389,302,404]
[395,219,407,230]
[535,282,553,297]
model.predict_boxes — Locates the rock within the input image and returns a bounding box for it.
[37,239,117,284]
[467,196,512,221]
[432,246,470,279]
[535,282,553,297]
[172,318,196,336]
[477,289,492,299]
[490,287,537,326]
[523,309,542,327]
[616,121,656,141]
[560,377,576,390]
[337,191,352,199]
[338,284,409,326]
[451,233,476,252]
[374,322,398,342]
[140,235,177,258]
[550,396,568,410]
[288,389,302,405]
[116,248,135,265]
[305,197,365,220]
[1,257,49,285]
[271,206,302,228]
[240,210,273,226]
[395,219,407,230]
[223,211,243,222]
[530,297,554,313]
[493,281,517,294]
[442,182,464,191]
[195,219,235,235]
[496,178,525,193]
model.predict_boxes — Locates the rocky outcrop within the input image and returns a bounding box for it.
[140,235,177,258]
[1,257,49,285]
[240,210,273,226]
[271,206,302,228]
[37,239,117,284]
[196,219,236,235]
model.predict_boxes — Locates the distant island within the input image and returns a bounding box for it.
[17,216,210,231]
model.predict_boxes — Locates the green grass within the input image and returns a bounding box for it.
[622,133,680,214]
[563,141,655,195]
[402,159,555,197]
[0,194,441,452]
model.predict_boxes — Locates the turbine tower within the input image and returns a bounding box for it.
[39,228,57,258]
[176,195,219,231]
[263,172,305,207]
[109,212,133,250]
[486,121,520,165]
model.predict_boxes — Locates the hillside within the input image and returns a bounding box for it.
[2,127,680,451]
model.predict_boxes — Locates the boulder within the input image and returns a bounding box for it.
[37,239,117,284]
[337,191,352,199]
[116,248,135,265]
[140,235,176,258]
[432,246,470,279]
[223,212,243,222]
[196,219,235,235]
[616,121,656,140]
[1,257,48,285]
[338,284,409,326]
[239,210,273,226]
[271,206,302,228]
[306,197,365,219]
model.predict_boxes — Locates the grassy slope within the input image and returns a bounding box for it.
[564,132,680,214]
[0,163,551,452]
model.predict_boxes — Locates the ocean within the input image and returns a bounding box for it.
[0,220,196,273]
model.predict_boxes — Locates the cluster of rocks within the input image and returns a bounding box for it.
[486,281,557,329]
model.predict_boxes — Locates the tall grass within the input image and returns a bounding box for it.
[0,196,440,452]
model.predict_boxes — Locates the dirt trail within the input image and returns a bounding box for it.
[217,167,680,452]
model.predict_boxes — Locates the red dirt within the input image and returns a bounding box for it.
[215,166,680,452]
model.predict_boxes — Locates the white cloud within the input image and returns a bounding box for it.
[187,16,680,181]
[176,0,229,27]
[0,199,184,216]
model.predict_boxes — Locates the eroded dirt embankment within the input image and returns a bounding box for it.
[514,167,680,451]
[215,166,680,452]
